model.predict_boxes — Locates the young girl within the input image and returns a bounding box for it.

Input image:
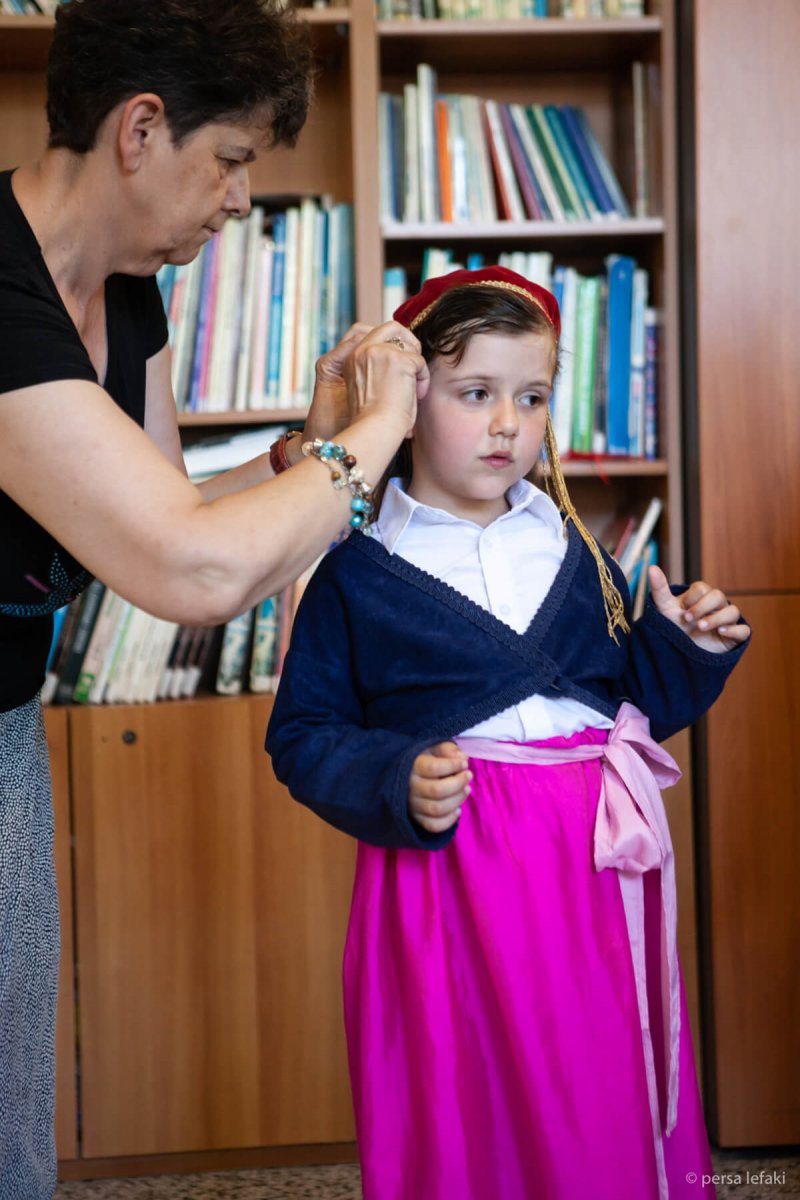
[266,267,750,1200]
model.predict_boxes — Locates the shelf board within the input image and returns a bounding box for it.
[559,458,668,478]
[382,218,664,241]
[178,409,308,428]
[0,8,351,71]
[378,16,661,73]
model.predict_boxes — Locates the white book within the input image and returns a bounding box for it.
[378,94,395,223]
[551,267,579,454]
[484,100,526,222]
[618,497,663,582]
[211,216,249,411]
[461,95,497,223]
[170,251,205,409]
[325,206,342,354]
[279,206,300,406]
[448,98,470,224]
[231,213,266,420]
[304,203,325,405]
[292,197,318,406]
[71,588,127,704]
[233,206,265,412]
[508,103,566,223]
[248,241,275,410]
[106,607,149,705]
[416,64,440,224]
[89,598,134,704]
[383,266,407,323]
[403,83,420,224]
[526,251,554,291]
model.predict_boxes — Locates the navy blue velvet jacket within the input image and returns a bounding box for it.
[266,529,747,851]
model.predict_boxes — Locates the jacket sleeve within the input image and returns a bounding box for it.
[265,564,457,851]
[616,584,750,742]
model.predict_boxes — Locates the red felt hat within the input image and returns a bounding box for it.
[392,266,561,338]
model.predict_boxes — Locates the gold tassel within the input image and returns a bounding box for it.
[543,412,630,644]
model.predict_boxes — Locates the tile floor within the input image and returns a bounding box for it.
[54,1149,800,1199]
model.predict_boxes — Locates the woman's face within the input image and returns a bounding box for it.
[407,329,556,527]
[136,119,261,269]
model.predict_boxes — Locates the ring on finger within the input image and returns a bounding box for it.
[385,335,408,350]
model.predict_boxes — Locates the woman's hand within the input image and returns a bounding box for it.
[408,742,472,835]
[648,564,751,653]
[303,323,375,445]
[345,321,429,438]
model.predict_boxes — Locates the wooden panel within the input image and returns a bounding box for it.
[694,1,800,591]
[704,594,800,1145]
[662,728,701,1076]
[0,73,48,169]
[71,696,355,1159]
[44,707,78,1162]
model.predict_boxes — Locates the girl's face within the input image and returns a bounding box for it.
[407,329,556,527]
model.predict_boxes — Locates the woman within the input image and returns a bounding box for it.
[0,1,425,1194]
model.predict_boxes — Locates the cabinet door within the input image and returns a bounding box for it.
[70,696,356,1158]
[44,707,79,1162]
[704,594,800,1145]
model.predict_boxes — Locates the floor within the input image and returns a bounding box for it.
[54,1149,800,1199]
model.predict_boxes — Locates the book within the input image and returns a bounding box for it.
[591,278,609,454]
[215,608,256,695]
[403,82,420,223]
[483,99,526,222]
[508,103,563,222]
[644,306,661,460]
[617,497,663,582]
[542,105,599,221]
[550,265,579,453]
[632,60,650,219]
[570,274,601,453]
[435,98,454,223]
[574,107,632,219]
[628,266,649,456]
[605,254,636,456]
[55,579,106,705]
[266,213,286,403]
[526,105,581,221]
[559,105,620,217]
[499,103,546,221]
[41,602,81,706]
[417,64,441,224]
[250,594,283,693]
[72,588,130,704]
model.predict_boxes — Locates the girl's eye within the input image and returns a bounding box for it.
[463,388,489,402]
[520,393,544,408]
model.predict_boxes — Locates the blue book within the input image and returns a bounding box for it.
[266,212,286,403]
[155,263,176,314]
[466,253,484,270]
[46,606,69,673]
[186,237,217,412]
[560,107,619,217]
[575,107,632,219]
[500,103,552,221]
[605,255,636,456]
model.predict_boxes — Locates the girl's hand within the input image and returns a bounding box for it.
[409,742,472,834]
[648,564,751,654]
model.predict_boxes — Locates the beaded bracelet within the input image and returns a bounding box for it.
[302,438,375,530]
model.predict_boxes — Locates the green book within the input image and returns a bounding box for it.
[525,105,582,221]
[543,105,600,220]
[571,275,602,453]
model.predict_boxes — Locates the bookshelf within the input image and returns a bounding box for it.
[1,0,699,1178]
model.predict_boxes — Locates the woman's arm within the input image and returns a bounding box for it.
[0,326,421,626]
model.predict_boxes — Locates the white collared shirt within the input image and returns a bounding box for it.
[372,478,613,740]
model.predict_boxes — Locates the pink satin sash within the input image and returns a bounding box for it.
[457,701,681,1200]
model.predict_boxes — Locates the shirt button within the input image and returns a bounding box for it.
[499,604,511,616]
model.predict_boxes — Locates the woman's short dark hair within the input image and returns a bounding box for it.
[47,0,315,153]
[370,284,561,518]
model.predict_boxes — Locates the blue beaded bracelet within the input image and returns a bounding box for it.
[302,439,375,530]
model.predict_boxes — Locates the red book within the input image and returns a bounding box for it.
[436,99,454,224]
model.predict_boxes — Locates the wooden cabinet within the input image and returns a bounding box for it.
[50,697,356,1171]
[688,0,800,1146]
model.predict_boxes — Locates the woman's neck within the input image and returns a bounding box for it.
[12,151,123,306]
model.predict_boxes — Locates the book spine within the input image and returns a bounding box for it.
[605,254,635,456]
[403,83,420,223]
[550,266,579,454]
[644,306,661,460]
[570,275,601,454]
[482,100,525,222]
[526,105,580,221]
[278,206,300,405]
[416,64,441,224]
[574,107,632,219]
[266,214,286,403]
[632,61,650,218]
[508,103,563,221]
[542,104,598,220]
[498,103,544,220]
[216,609,256,696]
[559,105,619,216]
[628,267,649,456]
[235,206,266,412]
[55,579,106,705]
[592,278,609,455]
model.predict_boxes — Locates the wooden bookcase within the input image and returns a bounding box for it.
[2,0,703,1177]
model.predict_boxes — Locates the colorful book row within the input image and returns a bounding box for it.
[377,0,644,18]
[384,251,659,460]
[381,68,637,226]
[156,198,355,414]
[0,0,61,12]
[41,568,312,708]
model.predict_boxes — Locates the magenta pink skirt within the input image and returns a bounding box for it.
[343,728,715,1200]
